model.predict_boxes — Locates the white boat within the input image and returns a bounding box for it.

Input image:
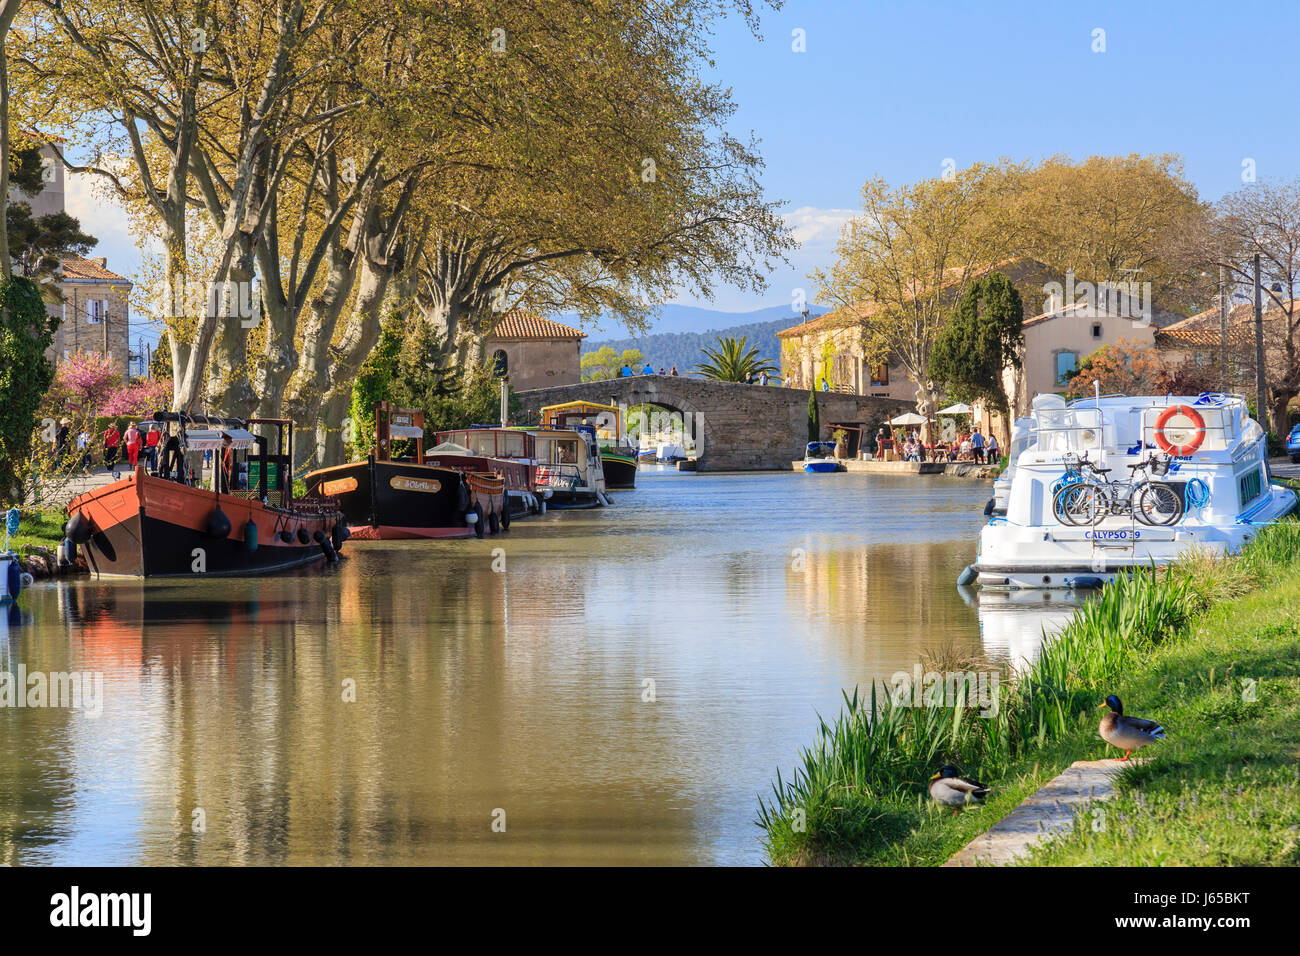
[968,392,1297,590]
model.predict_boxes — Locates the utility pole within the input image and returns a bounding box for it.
[1253,254,1267,426]
[1218,265,1229,391]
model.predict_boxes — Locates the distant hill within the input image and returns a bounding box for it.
[579,304,829,375]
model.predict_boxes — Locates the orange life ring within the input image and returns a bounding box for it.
[1153,404,1206,456]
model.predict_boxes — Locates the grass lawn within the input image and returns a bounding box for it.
[3,508,66,555]
[1024,574,1300,865]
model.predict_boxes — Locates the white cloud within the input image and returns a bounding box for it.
[783,205,855,247]
[63,171,144,282]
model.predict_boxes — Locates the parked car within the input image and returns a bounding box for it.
[1287,423,1300,463]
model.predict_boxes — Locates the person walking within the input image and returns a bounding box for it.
[103,422,121,471]
[970,427,985,464]
[145,425,161,472]
[76,429,90,469]
[123,422,142,469]
[986,433,1000,464]
[56,417,71,460]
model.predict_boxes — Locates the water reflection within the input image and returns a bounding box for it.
[0,471,1080,865]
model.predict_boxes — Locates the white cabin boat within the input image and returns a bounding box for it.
[970,393,1296,590]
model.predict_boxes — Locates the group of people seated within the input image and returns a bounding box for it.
[874,426,1000,463]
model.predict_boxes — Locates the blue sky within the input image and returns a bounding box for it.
[69,0,1300,342]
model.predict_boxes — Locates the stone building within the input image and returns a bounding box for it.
[484,310,585,391]
[52,255,134,374]
[6,141,133,375]
[777,260,1185,442]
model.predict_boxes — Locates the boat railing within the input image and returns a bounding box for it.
[535,464,581,490]
[1138,399,1244,454]
[1033,406,1106,454]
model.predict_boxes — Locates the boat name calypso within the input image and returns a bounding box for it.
[1085,529,1142,540]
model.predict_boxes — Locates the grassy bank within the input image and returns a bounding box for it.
[3,508,66,555]
[759,519,1300,866]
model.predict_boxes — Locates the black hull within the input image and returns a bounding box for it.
[304,459,473,539]
[601,456,637,489]
[86,512,328,577]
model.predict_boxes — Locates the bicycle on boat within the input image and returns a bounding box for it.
[1052,451,1183,527]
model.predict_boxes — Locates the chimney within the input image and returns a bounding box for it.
[95,257,107,267]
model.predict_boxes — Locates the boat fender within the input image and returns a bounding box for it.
[597,490,612,506]
[66,511,93,545]
[313,529,339,563]
[956,564,977,587]
[6,561,22,600]
[331,522,344,551]
[983,497,995,516]
[487,510,499,535]
[296,528,311,545]
[243,520,259,552]
[500,507,510,530]
[19,572,33,589]
[58,538,77,567]
[539,499,546,515]
[279,530,294,544]
[1067,576,1105,590]
[473,510,485,539]
[206,505,232,539]
[457,478,472,512]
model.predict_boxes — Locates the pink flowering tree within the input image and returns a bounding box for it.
[101,378,174,417]
[44,350,122,415]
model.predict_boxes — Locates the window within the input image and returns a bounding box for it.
[1055,351,1078,385]
[869,364,889,386]
[87,299,104,325]
[1091,322,1103,339]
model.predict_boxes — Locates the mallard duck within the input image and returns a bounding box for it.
[929,765,989,814]
[1098,694,1165,760]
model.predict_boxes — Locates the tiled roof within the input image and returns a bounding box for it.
[1166,299,1299,332]
[1154,327,1253,350]
[62,256,131,283]
[776,258,1052,339]
[488,309,585,340]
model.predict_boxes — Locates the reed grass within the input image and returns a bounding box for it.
[759,518,1300,866]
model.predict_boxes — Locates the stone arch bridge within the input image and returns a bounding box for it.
[517,376,915,471]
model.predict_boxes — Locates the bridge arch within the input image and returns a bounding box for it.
[516,376,913,471]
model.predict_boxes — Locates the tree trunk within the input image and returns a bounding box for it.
[0,0,22,280]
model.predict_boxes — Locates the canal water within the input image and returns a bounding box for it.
[0,470,1072,865]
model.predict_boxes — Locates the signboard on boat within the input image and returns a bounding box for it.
[389,475,442,493]
[322,476,358,496]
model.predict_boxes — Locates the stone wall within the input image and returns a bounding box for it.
[517,375,915,471]
[488,337,581,391]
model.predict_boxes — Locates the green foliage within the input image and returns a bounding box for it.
[695,334,777,382]
[580,345,645,381]
[584,315,797,378]
[930,272,1024,413]
[349,317,522,457]
[149,332,174,380]
[807,388,819,442]
[6,205,98,283]
[0,276,59,502]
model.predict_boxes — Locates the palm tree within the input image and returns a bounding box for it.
[694,336,779,382]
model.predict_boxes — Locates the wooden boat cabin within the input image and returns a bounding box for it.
[428,427,539,517]
[521,424,608,508]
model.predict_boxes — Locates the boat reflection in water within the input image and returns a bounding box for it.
[959,585,1084,671]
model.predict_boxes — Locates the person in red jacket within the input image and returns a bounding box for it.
[103,424,121,471]
[144,424,161,472]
